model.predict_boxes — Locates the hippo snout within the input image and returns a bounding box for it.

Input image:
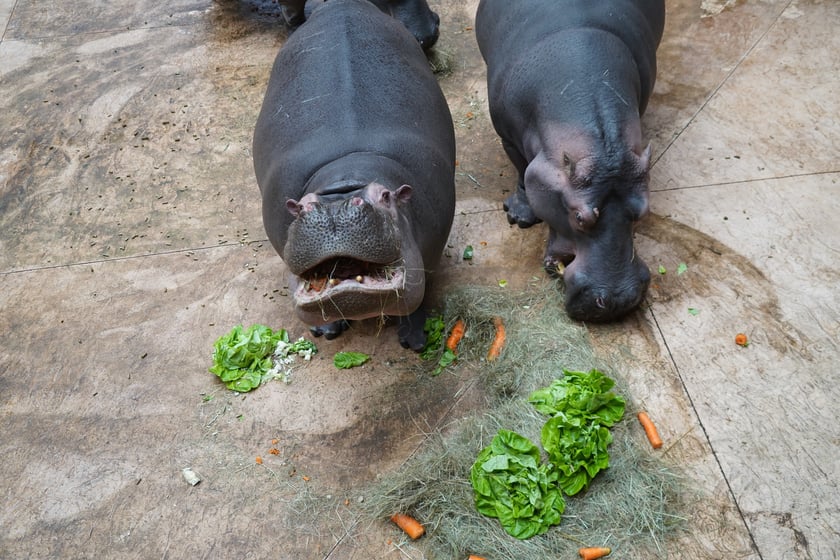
[418,11,440,50]
[283,198,401,275]
[563,260,651,322]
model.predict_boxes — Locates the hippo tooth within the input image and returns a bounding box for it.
[355,275,364,283]
[328,278,338,286]
[556,262,566,276]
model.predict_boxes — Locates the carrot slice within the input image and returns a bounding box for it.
[390,513,425,540]
[638,411,663,449]
[446,319,466,352]
[486,316,505,361]
[579,546,611,559]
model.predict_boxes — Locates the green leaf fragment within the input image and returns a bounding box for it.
[658,265,667,275]
[688,307,700,316]
[677,262,688,275]
[463,245,474,260]
[334,351,370,369]
[420,315,446,360]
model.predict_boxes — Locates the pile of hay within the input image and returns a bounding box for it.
[360,282,689,558]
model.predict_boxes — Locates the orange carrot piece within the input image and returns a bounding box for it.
[255,456,263,464]
[735,333,748,347]
[638,411,663,449]
[390,513,425,540]
[486,316,506,361]
[579,547,611,560]
[467,556,487,560]
[446,319,466,352]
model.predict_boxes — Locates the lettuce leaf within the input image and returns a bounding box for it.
[334,351,370,369]
[470,430,566,539]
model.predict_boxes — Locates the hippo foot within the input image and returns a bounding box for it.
[503,190,542,228]
[398,308,428,352]
[310,320,350,340]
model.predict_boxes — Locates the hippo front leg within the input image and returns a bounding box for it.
[397,307,428,352]
[500,139,541,228]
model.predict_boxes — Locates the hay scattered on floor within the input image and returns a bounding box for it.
[427,47,454,76]
[361,282,690,558]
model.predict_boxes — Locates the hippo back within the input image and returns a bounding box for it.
[476,0,664,114]
[253,0,455,267]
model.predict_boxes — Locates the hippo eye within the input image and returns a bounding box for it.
[575,211,583,224]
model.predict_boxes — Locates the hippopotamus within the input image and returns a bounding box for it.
[253,0,456,349]
[277,0,440,50]
[475,0,665,321]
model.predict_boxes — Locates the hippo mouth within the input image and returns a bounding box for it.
[290,256,413,323]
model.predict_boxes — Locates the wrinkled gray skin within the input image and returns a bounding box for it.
[476,0,665,322]
[253,0,455,349]
[278,0,440,50]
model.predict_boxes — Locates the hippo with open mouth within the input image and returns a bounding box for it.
[476,0,665,321]
[253,0,456,349]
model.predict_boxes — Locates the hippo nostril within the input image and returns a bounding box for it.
[595,296,606,309]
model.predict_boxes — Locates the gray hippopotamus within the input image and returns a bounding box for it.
[253,0,456,349]
[476,0,665,321]
[277,0,440,50]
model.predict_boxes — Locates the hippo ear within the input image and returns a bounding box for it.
[286,198,302,217]
[395,184,413,204]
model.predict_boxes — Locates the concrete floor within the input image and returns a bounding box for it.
[1,0,838,558]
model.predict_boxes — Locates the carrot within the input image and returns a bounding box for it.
[735,333,748,347]
[467,556,487,560]
[486,316,506,361]
[446,319,466,352]
[390,513,425,539]
[637,411,663,449]
[579,547,611,560]
[255,456,263,464]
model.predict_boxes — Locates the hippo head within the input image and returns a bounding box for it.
[370,0,440,50]
[283,182,424,326]
[525,145,652,322]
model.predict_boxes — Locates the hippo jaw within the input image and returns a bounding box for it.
[289,254,425,326]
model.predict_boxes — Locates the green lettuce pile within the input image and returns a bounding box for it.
[209,324,316,392]
[471,369,625,539]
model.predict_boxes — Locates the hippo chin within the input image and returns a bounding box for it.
[253,0,455,349]
[476,0,665,321]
